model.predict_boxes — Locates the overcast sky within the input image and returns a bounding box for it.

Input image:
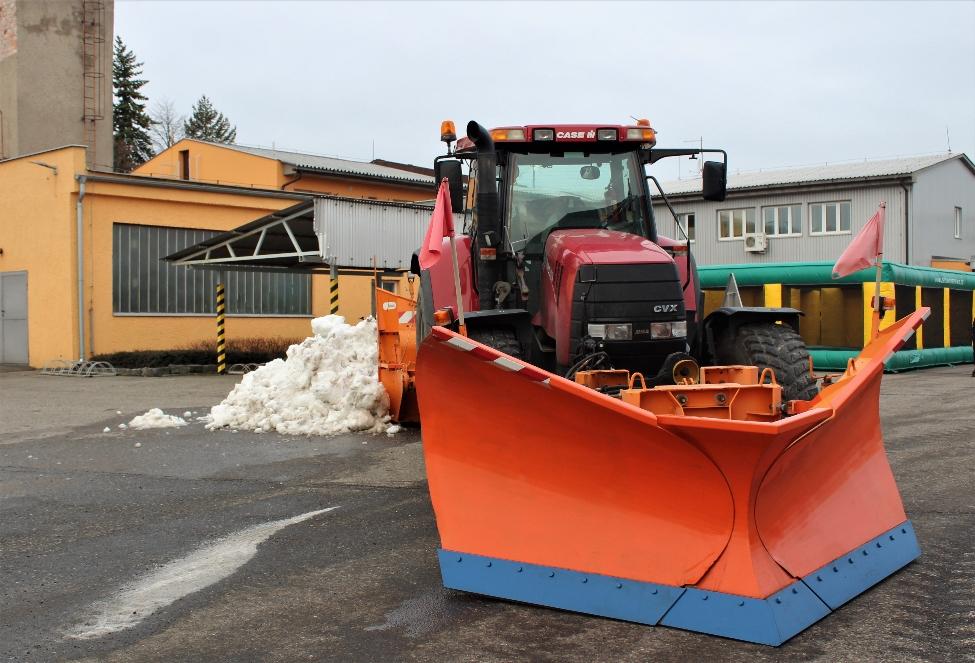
[117,1,975,182]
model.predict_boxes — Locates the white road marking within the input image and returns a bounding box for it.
[67,506,339,640]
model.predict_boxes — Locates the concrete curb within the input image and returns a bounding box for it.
[115,364,218,377]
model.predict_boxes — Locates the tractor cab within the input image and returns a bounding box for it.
[444,121,668,252]
[505,149,651,256]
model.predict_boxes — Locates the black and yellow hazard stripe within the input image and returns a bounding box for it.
[216,283,226,374]
[330,277,339,315]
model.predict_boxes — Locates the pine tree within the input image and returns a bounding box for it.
[183,95,237,144]
[112,36,154,172]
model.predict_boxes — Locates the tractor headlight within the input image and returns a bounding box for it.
[651,321,687,339]
[586,322,633,341]
[587,323,633,341]
[587,324,605,338]
[605,323,633,340]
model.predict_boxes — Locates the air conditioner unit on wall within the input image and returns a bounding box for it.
[744,233,768,253]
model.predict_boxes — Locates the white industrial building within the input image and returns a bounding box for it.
[652,153,975,269]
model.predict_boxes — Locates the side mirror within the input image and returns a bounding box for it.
[580,165,601,180]
[702,160,727,202]
[434,159,465,212]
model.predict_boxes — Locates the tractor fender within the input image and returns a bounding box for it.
[702,307,802,364]
[462,309,534,354]
[409,238,478,319]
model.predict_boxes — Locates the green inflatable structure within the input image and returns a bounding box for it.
[697,261,974,372]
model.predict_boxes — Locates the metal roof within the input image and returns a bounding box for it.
[193,140,435,186]
[656,153,969,196]
[165,200,322,270]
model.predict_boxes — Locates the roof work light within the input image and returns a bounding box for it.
[491,128,526,142]
[626,127,657,142]
[440,120,457,144]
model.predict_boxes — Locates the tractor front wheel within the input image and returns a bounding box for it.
[715,322,818,402]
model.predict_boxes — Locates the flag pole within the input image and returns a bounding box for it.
[870,202,886,340]
[448,232,467,337]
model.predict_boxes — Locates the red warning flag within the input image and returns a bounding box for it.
[833,203,885,279]
[418,179,455,270]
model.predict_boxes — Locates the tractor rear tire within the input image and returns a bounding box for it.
[469,326,524,360]
[715,322,819,402]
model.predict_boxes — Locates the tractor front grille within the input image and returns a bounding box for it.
[569,262,686,373]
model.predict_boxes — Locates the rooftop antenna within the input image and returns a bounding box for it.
[946,126,952,154]
[682,137,704,175]
[372,139,375,160]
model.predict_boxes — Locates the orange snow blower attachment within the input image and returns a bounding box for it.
[376,287,419,424]
[416,309,929,646]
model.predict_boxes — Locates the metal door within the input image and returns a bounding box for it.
[0,271,28,364]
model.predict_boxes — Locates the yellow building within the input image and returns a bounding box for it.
[135,139,434,202]
[0,143,433,367]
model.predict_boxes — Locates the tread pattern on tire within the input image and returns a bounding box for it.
[716,322,819,402]
[468,327,523,359]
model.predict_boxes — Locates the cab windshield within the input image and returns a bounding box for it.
[507,151,650,254]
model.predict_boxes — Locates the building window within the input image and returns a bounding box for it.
[718,208,756,240]
[112,223,311,315]
[762,205,801,236]
[810,201,851,235]
[677,213,695,242]
[954,206,962,239]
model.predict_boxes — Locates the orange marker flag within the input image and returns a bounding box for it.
[418,179,455,270]
[832,203,885,279]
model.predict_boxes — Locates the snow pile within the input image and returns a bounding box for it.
[206,315,391,436]
[128,409,188,430]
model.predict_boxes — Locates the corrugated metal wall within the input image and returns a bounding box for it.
[113,223,310,315]
[910,159,975,266]
[316,197,452,270]
[653,184,907,265]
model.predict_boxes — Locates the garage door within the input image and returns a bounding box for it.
[0,271,28,365]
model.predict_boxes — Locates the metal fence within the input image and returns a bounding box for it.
[112,223,311,315]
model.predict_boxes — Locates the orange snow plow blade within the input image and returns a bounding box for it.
[416,309,928,645]
[376,288,419,423]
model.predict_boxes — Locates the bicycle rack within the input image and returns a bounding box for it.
[227,363,262,375]
[41,359,117,377]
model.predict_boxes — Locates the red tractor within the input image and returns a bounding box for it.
[413,120,817,401]
[394,121,924,645]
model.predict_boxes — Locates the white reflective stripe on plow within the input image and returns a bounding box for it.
[493,356,523,372]
[884,319,923,363]
[398,311,415,324]
[445,337,477,352]
[66,507,339,640]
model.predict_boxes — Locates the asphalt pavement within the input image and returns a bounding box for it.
[0,367,972,662]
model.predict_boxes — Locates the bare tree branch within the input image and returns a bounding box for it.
[149,99,185,152]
